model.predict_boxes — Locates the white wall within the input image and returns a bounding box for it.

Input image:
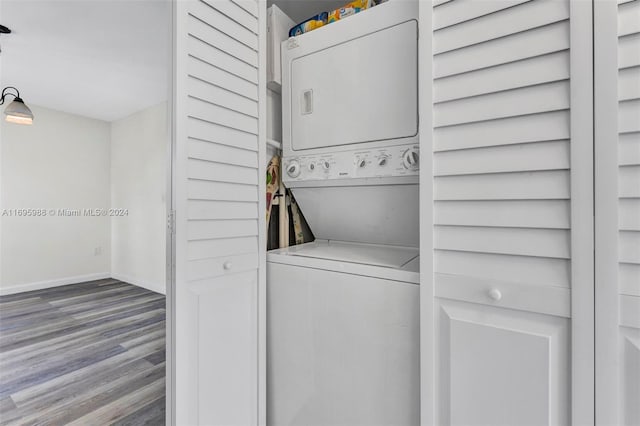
[0,105,111,293]
[110,102,167,294]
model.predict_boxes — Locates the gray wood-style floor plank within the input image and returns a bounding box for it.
[143,349,166,366]
[0,280,166,425]
[66,375,165,426]
[4,359,155,423]
[0,399,15,414]
[10,333,165,407]
[0,316,165,373]
[112,395,166,426]
[0,311,162,364]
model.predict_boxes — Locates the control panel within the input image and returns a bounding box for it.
[282,144,419,183]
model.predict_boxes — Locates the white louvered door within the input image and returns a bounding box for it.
[171,0,266,424]
[595,0,640,424]
[421,1,594,424]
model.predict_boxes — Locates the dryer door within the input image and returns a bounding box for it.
[288,19,418,151]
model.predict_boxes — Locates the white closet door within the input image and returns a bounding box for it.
[421,0,594,424]
[595,0,640,424]
[171,0,266,424]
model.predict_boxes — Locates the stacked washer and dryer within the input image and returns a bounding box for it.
[267,2,420,425]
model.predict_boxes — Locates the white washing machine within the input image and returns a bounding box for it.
[267,241,419,425]
[268,1,420,425]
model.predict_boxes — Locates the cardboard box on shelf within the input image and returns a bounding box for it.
[328,0,374,23]
[288,12,329,37]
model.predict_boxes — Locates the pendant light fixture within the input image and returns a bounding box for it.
[0,87,34,125]
[0,24,10,54]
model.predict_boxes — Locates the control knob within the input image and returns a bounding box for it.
[321,160,331,170]
[377,156,388,166]
[286,161,301,178]
[402,148,420,170]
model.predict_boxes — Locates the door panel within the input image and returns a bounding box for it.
[621,328,640,425]
[616,0,640,414]
[194,272,258,425]
[436,299,570,426]
[595,0,640,423]
[172,0,265,424]
[426,0,594,424]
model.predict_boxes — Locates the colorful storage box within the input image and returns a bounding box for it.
[328,0,374,23]
[288,12,328,37]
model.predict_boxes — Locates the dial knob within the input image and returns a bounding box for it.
[286,161,301,178]
[402,149,420,170]
[308,162,315,172]
[378,156,388,166]
[322,160,331,170]
[357,159,366,168]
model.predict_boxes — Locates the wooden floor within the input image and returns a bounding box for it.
[0,279,166,425]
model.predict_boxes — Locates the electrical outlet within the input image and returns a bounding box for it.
[94,247,102,256]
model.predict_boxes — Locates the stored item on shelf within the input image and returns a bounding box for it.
[328,0,373,23]
[288,12,328,37]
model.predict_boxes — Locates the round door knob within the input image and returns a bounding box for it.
[488,288,502,301]
[286,161,301,178]
[322,161,330,170]
[402,149,419,170]
[223,261,232,270]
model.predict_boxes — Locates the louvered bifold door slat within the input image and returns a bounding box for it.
[172,0,265,425]
[618,0,640,302]
[429,0,594,424]
[595,1,640,424]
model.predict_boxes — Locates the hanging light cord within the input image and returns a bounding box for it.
[0,87,21,105]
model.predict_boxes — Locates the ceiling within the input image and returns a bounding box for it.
[268,0,348,22]
[0,0,351,122]
[0,0,170,122]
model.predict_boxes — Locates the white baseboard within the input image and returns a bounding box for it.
[110,272,166,295]
[0,272,112,296]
